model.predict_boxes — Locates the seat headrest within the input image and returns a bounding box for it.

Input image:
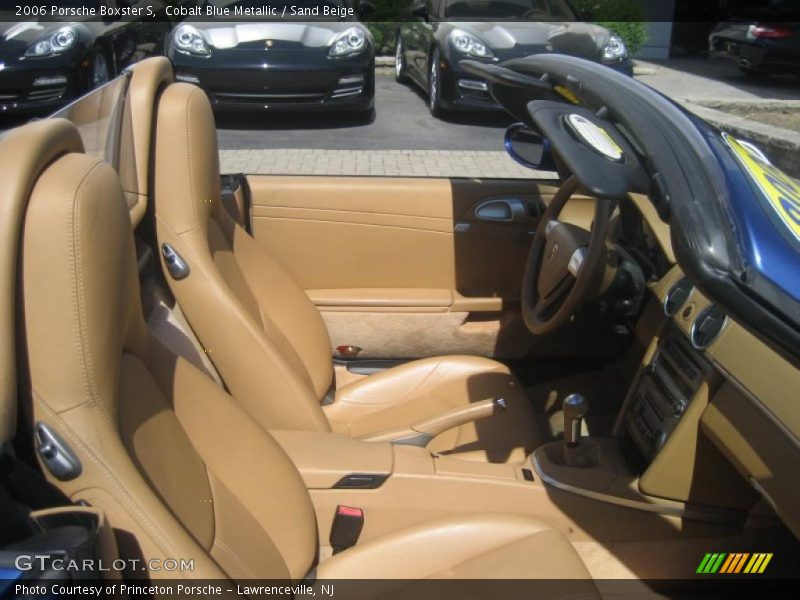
[19,151,148,420]
[153,83,221,237]
[0,119,84,444]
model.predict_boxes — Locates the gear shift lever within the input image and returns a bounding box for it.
[563,393,589,448]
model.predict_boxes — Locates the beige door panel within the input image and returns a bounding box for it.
[248,176,566,292]
[246,176,587,358]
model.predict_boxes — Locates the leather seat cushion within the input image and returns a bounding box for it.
[326,356,549,463]
[316,513,598,591]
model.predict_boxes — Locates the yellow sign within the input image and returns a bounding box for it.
[723,133,800,243]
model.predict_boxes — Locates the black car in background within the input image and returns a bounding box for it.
[395,0,633,117]
[0,1,177,114]
[710,0,800,77]
[167,0,376,115]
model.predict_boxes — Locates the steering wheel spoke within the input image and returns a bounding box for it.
[567,247,588,278]
[534,277,574,319]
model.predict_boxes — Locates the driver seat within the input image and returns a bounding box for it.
[152,83,545,462]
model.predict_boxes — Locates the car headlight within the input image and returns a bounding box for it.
[25,26,77,57]
[172,24,211,57]
[449,28,494,58]
[601,34,628,62]
[329,27,367,57]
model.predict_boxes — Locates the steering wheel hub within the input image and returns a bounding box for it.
[522,176,612,335]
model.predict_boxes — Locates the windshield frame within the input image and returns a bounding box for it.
[49,71,131,172]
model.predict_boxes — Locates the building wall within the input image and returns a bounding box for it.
[636,0,676,59]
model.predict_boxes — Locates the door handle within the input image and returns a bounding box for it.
[474,198,527,223]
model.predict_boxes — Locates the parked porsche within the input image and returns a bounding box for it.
[395,0,633,117]
[167,0,376,114]
[0,1,176,114]
[709,0,800,77]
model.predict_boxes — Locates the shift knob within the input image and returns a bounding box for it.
[563,393,589,448]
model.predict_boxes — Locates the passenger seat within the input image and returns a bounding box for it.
[6,118,598,591]
[151,82,543,463]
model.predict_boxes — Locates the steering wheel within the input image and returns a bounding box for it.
[522,176,613,335]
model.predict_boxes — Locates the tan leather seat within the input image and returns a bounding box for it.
[152,83,544,462]
[9,119,597,593]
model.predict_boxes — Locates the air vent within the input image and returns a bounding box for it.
[691,305,727,349]
[664,278,693,316]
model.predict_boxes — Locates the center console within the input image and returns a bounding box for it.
[531,321,756,522]
[624,326,712,462]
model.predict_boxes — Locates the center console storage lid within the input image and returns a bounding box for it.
[270,430,392,490]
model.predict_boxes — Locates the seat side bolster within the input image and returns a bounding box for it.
[171,357,319,582]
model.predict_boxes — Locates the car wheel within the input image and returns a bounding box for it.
[428,48,446,118]
[88,50,110,90]
[395,37,408,83]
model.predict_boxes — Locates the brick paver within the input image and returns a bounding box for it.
[219,149,553,179]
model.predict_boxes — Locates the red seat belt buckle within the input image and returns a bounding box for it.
[330,505,364,554]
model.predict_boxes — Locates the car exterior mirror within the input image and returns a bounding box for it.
[504,124,556,171]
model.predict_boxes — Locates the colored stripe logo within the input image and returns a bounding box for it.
[697,553,773,574]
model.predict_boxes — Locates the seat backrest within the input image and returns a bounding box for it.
[13,119,318,581]
[0,119,84,447]
[152,83,333,433]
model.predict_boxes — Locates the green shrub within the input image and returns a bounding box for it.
[571,0,649,54]
[363,1,413,55]
[597,21,648,55]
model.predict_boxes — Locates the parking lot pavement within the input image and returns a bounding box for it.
[216,72,536,176]
[219,59,800,177]
[635,58,800,102]
[219,148,547,178]
[216,73,514,152]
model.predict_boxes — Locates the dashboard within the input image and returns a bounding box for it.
[619,192,800,538]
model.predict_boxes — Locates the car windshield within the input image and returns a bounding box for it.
[444,0,576,20]
[50,73,129,169]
